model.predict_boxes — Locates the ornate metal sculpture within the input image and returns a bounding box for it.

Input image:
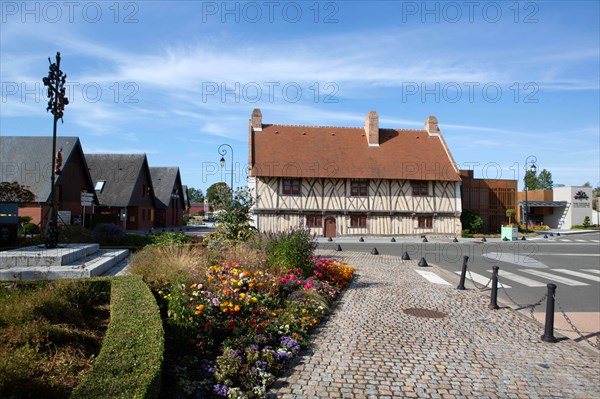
[42,52,69,248]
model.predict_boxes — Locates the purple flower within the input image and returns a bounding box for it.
[255,360,268,370]
[275,350,291,362]
[279,336,300,353]
[213,384,229,397]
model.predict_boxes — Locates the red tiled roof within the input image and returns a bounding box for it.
[250,124,460,181]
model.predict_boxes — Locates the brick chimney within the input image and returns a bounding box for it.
[251,108,262,131]
[365,110,379,147]
[425,115,439,136]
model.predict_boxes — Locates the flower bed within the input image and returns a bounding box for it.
[159,257,354,398]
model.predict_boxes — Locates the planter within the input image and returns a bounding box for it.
[501,225,518,241]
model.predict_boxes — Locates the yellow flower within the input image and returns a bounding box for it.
[234,305,240,312]
[251,297,258,303]
[240,293,246,299]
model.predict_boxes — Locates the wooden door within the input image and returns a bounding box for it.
[324,217,336,238]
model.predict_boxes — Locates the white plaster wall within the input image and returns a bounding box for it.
[553,186,593,228]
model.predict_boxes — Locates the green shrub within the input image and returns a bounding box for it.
[460,209,483,234]
[19,222,40,236]
[583,216,591,228]
[460,229,473,238]
[149,232,193,247]
[93,223,126,245]
[70,276,164,399]
[266,228,316,276]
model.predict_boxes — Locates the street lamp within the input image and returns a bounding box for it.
[218,144,234,192]
[524,155,538,233]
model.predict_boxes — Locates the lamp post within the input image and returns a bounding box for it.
[42,52,69,248]
[524,155,538,233]
[218,144,234,192]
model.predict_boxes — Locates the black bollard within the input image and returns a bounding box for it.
[371,247,379,255]
[541,284,558,343]
[402,251,410,260]
[359,237,364,242]
[481,237,487,242]
[502,237,509,241]
[549,233,554,237]
[422,237,428,243]
[391,237,396,242]
[335,244,342,251]
[543,234,548,239]
[457,255,468,290]
[557,233,561,236]
[521,236,527,241]
[453,237,459,242]
[488,266,500,309]
[418,257,428,267]
[327,237,333,242]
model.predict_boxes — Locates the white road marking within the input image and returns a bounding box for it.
[575,239,587,242]
[414,270,451,285]
[534,253,600,256]
[489,270,546,287]
[552,269,600,283]
[582,269,600,275]
[520,269,589,286]
[483,252,548,269]
[454,271,511,288]
[590,239,600,243]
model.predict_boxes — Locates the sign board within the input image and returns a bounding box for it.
[57,210,71,226]
[81,192,94,206]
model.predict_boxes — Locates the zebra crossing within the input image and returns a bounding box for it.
[454,268,600,288]
[556,238,600,243]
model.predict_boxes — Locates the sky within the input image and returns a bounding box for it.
[1,0,599,194]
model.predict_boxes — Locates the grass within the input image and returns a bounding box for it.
[0,279,111,399]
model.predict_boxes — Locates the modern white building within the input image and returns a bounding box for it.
[519,186,593,229]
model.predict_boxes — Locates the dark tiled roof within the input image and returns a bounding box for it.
[0,136,94,202]
[150,167,182,209]
[250,124,460,181]
[85,153,150,207]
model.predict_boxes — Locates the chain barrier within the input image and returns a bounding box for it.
[498,281,547,321]
[466,268,492,290]
[553,294,600,350]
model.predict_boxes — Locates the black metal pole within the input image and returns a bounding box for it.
[488,266,499,309]
[540,283,558,343]
[457,255,468,290]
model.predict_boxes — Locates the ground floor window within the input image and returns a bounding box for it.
[418,216,433,228]
[306,215,322,228]
[350,214,367,228]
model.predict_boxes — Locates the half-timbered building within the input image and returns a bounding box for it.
[247,109,463,237]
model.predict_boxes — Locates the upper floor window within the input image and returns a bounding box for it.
[412,181,429,196]
[95,181,105,192]
[350,180,368,197]
[282,178,301,196]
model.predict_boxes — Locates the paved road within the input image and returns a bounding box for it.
[317,232,600,313]
[269,250,599,399]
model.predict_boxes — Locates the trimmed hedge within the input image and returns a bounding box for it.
[70,276,164,399]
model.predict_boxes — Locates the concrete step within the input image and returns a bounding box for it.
[0,244,100,268]
[0,249,129,281]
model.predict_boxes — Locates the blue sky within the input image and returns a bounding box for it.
[1,0,599,193]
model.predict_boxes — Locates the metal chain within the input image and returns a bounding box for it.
[498,282,548,322]
[553,294,600,350]
[466,268,492,290]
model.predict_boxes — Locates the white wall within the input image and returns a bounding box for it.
[553,186,593,228]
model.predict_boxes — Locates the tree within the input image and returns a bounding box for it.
[0,182,36,202]
[207,182,229,206]
[582,182,592,187]
[524,170,538,190]
[187,187,204,202]
[506,209,516,225]
[537,169,553,190]
[213,187,256,240]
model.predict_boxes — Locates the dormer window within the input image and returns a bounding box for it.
[95,181,105,192]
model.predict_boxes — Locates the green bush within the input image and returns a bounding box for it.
[266,228,316,276]
[460,229,473,238]
[460,209,483,234]
[70,276,164,399]
[19,222,40,236]
[93,223,126,245]
[582,216,591,228]
[149,232,193,247]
